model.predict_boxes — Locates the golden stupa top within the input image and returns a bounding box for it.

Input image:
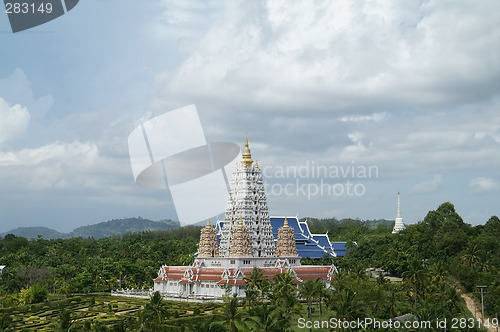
[283,216,289,228]
[206,218,212,228]
[238,216,244,228]
[241,135,254,169]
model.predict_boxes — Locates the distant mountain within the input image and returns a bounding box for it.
[0,226,67,240]
[1,217,181,240]
[69,217,180,239]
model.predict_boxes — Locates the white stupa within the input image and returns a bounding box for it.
[392,192,406,234]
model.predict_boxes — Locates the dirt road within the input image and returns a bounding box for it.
[460,291,497,332]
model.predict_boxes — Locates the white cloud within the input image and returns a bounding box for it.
[0,98,30,144]
[155,1,500,112]
[0,141,129,191]
[340,112,387,123]
[0,141,93,167]
[339,132,367,160]
[0,69,53,121]
[411,174,443,193]
[148,0,215,52]
[469,177,497,193]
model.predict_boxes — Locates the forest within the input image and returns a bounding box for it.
[0,201,498,331]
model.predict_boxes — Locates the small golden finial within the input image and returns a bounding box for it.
[238,216,244,228]
[283,216,289,228]
[241,134,253,169]
[254,160,259,170]
[206,218,211,228]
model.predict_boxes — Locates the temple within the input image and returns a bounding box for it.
[392,192,406,234]
[153,137,336,301]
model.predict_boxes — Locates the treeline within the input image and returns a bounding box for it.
[305,217,394,241]
[344,202,500,317]
[0,227,200,305]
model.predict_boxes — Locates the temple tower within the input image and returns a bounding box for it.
[219,137,276,258]
[229,217,253,257]
[198,219,219,258]
[276,217,298,257]
[392,192,406,234]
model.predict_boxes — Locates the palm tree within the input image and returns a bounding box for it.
[140,291,169,331]
[428,261,447,284]
[272,272,301,332]
[462,244,479,268]
[299,279,326,332]
[245,304,281,332]
[330,270,349,292]
[416,300,435,322]
[299,279,316,321]
[313,278,326,319]
[352,262,367,282]
[244,267,270,309]
[329,289,362,321]
[54,308,73,332]
[189,320,226,332]
[402,258,427,309]
[136,310,150,332]
[476,250,491,272]
[222,293,247,332]
[443,286,463,316]
[387,288,399,318]
[111,317,137,332]
[0,313,12,332]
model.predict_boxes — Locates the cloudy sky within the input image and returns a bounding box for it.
[0,0,499,233]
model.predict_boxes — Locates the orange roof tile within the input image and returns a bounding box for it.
[164,266,190,273]
[196,275,222,281]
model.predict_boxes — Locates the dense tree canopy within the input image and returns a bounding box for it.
[0,227,200,296]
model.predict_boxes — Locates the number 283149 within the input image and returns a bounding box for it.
[5,2,53,14]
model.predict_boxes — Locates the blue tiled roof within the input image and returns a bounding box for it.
[331,242,348,256]
[216,217,347,258]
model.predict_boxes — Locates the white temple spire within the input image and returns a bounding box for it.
[219,136,276,257]
[392,192,406,234]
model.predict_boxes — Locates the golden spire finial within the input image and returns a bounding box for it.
[255,160,259,170]
[206,218,211,228]
[283,216,289,228]
[241,134,253,169]
[238,216,244,228]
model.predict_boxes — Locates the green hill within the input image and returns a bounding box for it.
[69,217,180,238]
[0,226,67,240]
[1,217,180,240]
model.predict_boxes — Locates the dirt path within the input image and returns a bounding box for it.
[460,292,497,332]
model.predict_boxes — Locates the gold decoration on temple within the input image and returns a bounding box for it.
[241,135,254,169]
